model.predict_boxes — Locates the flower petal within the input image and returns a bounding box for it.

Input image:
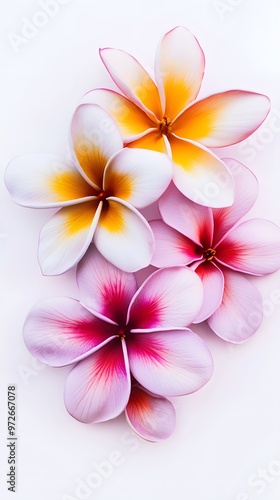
[217,219,280,276]
[64,339,130,423]
[173,91,271,147]
[126,130,169,153]
[104,148,172,209]
[169,136,234,207]
[94,198,154,272]
[70,104,123,188]
[127,329,213,396]
[207,269,263,343]
[212,159,259,245]
[155,26,205,121]
[81,89,156,142]
[150,219,199,267]
[77,245,137,325]
[100,48,162,119]
[192,261,224,323]
[5,154,95,208]
[38,200,102,275]
[23,297,117,367]
[128,266,203,329]
[159,182,213,247]
[125,384,176,441]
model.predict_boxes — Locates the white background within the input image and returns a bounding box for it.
[1,1,280,499]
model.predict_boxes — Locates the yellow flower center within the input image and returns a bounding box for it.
[203,248,216,261]
[159,116,172,136]
[97,191,107,200]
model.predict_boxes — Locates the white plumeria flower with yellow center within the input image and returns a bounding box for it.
[5,104,173,275]
[82,26,270,208]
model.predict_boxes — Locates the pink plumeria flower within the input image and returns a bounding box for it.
[150,159,280,343]
[5,104,173,275]
[81,26,270,208]
[23,246,213,439]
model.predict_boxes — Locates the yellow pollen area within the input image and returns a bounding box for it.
[104,171,133,201]
[63,202,97,237]
[49,172,94,201]
[203,248,216,261]
[99,200,125,234]
[159,116,172,136]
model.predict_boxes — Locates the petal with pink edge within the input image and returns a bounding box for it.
[94,198,154,272]
[173,91,271,147]
[159,182,213,247]
[23,297,117,366]
[155,26,205,121]
[4,154,95,208]
[127,329,213,397]
[80,89,156,142]
[125,384,176,441]
[216,219,280,276]
[192,261,224,323]
[169,136,234,208]
[212,159,259,245]
[128,266,203,329]
[38,200,102,276]
[70,104,123,189]
[150,219,199,267]
[64,338,130,423]
[207,269,263,343]
[77,245,137,325]
[100,48,162,119]
[104,148,172,209]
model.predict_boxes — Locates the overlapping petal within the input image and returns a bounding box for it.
[127,329,213,396]
[70,104,123,188]
[64,339,130,423]
[23,297,117,366]
[93,198,154,272]
[216,219,280,275]
[4,154,95,208]
[77,246,137,325]
[173,91,271,147]
[125,384,176,441]
[104,148,172,208]
[128,266,203,329]
[169,136,234,207]
[155,26,205,120]
[207,269,263,343]
[125,130,169,153]
[192,261,224,323]
[150,220,199,267]
[38,200,102,275]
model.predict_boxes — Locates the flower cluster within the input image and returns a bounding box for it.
[5,26,280,441]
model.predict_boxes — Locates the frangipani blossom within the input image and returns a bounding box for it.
[151,159,280,343]
[23,246,213,438]
[81,26,270,208]
[5,104,173,275]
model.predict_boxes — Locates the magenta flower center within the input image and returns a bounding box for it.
[117,327,129,339]
[159,116,172,136]
[203,247,216,261]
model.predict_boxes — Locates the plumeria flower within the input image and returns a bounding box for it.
[23,246,213,439]
[81,26,270,208]
[150,159,280,343]
[5,104,173,275]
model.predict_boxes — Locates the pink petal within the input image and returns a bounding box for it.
[23,297,117,366]
[207,269,263,343]
[103,148,173,209]
[94,198,154,272]
[150,219,199,267]
[70,104,123,189]
[125,384,176,441]
[4,154,95,208]
[127,266,203,329]
[100,48,162,120]
[159,183,213,247]
[216,219,280,276]
[38,200,102,276]
[127,329,213,396]
[173,90,271,147]
[77,245,137,325]
[212,159,259,245]
[155,26,205,120]
[64,339,130,423]
[192,261,224,323]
